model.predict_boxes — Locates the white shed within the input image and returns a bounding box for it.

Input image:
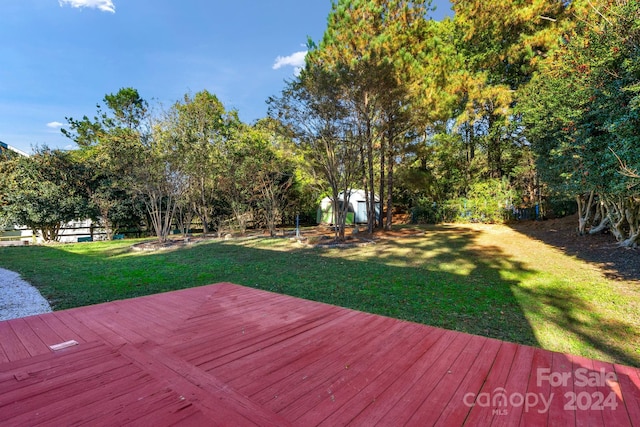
[317,190,380,225]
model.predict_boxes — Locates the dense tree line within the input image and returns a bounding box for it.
[1,0,638,247]
[521,0,640,246]
[270,0,639,246]
[0,89,311,242]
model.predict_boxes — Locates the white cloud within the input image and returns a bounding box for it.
[46,121,64,129]
[59,0,116,13]
[273,51,307,75]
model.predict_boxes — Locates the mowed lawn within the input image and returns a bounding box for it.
[0,223,638,367]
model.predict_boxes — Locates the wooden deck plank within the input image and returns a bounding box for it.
[592,359,634,427]
[251,315,398,412]
[317,323,439,426]
[143,286,271,330]
[118,342,288,426]
[36,312,82,344]
[0,341,8,364]
[487,344,536,426]
[46,374,207,427]
[0,341,112,394]
[0,283,639,426]
[232,314,390,400]
[107,393,208,427]
[547,351,576,426]
[175,303,344,366]
[49,309,103,343]
[351,328,464,426]
[11,371,155,426]
[15,315,64,349]
[161,293,298,354]
[65,305,140,345]
[287,322,425,424]
[0,320,33,362]
[463,341,519,426]
[1,359,143,423]
[519,347,553,427]
[220,310,370,386]
[570,355,606,427]
[108,299,179,339]
[186,288,283,320]
[277,319,436,422]
[6,317,51,357]
[184,307,345,366]
[614,364,640,426]
[300,322,435,426]
[404,334,488,425]
[432,338,504,426]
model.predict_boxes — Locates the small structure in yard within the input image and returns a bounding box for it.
[317,189,380,225]
[0,219,106,244]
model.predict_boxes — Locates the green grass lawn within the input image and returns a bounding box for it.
[1,223,638,367]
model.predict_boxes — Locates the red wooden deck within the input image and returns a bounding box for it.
[1,283,638,426]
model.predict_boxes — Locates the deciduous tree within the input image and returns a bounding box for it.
[2,148,90,242]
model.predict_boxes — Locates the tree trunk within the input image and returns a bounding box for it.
[620,198,640,247]
[383,116,394,231]
[330,185,340,241]
[200,178,209,235]
[386,140,394,230]
[576,191,595,235]
[588,215,610,234]
[378,130,385,230]
[366,128,376,234]
[603,196,626,242]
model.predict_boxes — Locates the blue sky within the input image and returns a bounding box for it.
[1,0,452,153]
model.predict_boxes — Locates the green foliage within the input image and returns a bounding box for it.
[520,0,640,244]
[63,88,149,239]
[451,178,518,223]
[413,178,518,224]
[8,0,636,248]
[452,0,568,88]
[522,0,640,196]
[0,156,17,230]
[171,90,241,234]
[307,0,442,232]
[2,148,90,241]
[445,0,572,180]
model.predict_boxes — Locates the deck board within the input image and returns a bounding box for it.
[0,320,31,362]
[405,334,488,425]
[0,282,638,426]
[375,330,475,426]
[7,318,51,357]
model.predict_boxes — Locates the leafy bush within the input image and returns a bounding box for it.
[412,178,518,224]
[452,179,518,223]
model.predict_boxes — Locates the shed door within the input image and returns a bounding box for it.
[357,201,367,224]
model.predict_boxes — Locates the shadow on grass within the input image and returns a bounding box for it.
[518,284,639,367]
[0,226,638,366]
[508,218,639,282]
[1,227,536,348]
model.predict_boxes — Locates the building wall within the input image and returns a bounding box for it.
[0,220,107,244]
[317,190,380,225]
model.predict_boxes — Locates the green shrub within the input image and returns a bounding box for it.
[412,178,519,224]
